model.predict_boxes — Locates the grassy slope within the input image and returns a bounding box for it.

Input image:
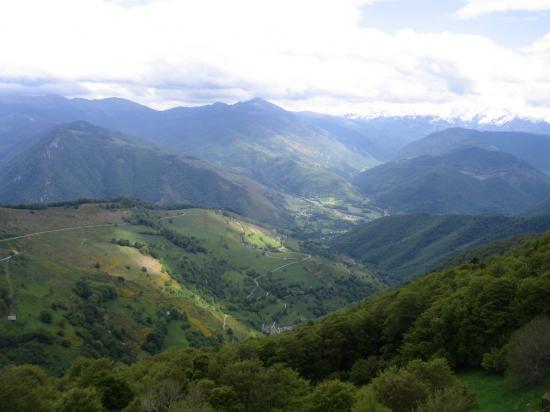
[152,208,384,329]
[0,203,384,370]
[0,206,250,372]
[460,370,550,412]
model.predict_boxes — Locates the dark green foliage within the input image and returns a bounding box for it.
[331,213,550,281]
[370,366,430,412]
[68,278,132,363]
[415,384,478,412]
[95,376,134,411]
[0,365,58,412]
[249,231,550,382]
[505,317,550,388]
[349,357,384,386]
[142,330,166,354]
[39,310,52,324]
[160,228,207,254]
[308,379,357,412]
[369,359,476,412]
[57,387,103,412]
[209,385,243,411]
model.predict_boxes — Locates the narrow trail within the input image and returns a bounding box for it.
[0,223,120,244]
[159,212,187,221]
[246,254,311,299]
[0,210,187,245]
[222,314,228,330]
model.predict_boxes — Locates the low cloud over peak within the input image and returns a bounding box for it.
[0,0,549,120]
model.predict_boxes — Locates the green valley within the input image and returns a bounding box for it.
[0,200,384,373]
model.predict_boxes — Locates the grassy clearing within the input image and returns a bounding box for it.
[460,370,550,412]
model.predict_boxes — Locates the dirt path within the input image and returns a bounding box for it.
[159,212,187,221]
[0,210,187,245]
[246,254,311,299]
[0,223,120,244]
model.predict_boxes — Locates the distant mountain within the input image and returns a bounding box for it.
[300,114,550,161]
[398,128,550,172]
[0,121,291,224]
[331,213,550,280]
[353,147,550,214]
[526,198,550,216]
[4,95,550,201]
[0,95,376,200]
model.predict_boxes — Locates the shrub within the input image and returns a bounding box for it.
[506,317,550,388]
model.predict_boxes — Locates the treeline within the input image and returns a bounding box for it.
[0,349,476,412]
[0,197,238,215]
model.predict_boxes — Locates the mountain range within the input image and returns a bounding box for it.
[2,94,550,220]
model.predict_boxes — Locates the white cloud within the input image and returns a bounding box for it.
[0,0,549,120]
[458,0,550,18]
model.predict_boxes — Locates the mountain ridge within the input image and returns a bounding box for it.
[0,121,292,225]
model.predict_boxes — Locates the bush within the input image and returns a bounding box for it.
[506,317,550,388]
[57,387,103,412]
[352,387,390,412]
[416,384,477,412]
[39,311,52,324]
[308,379,356,412]
[371,366,429,412]
[350,357,384,386]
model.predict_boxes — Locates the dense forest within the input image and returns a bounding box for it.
[2,229,550,411]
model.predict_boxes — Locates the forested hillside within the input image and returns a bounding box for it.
[353,147,550,214]
[2,225,550,411]
[331,213,550,280]
[0,122,292,225]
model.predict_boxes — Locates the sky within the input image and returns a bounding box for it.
[1,0,550,121]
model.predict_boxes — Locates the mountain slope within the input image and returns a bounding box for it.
[0,202,385,370]
[526,198,550,216]
[330,213,550,280]
[398,127,550,172]
[133,98,373,200]
[250,229,550,383]
[353,147,550,214]
[0,121,291,225]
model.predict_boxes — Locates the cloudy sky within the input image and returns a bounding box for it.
[1,0,550,120]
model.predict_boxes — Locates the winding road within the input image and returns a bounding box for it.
[246,254,311,299]
[0,223,119,244]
